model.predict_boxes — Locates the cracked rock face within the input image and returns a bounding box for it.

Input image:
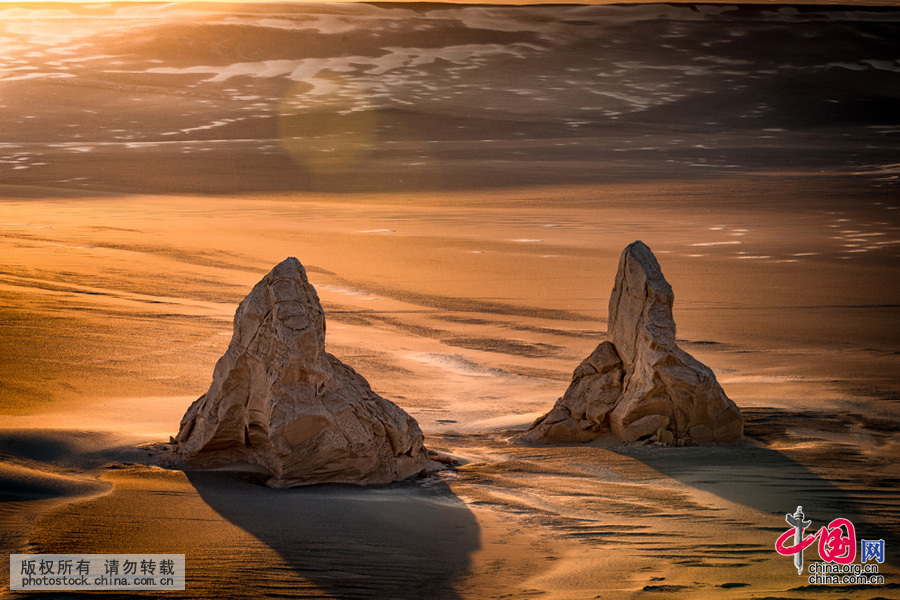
[172,257,429,487]
[520,241,743,446]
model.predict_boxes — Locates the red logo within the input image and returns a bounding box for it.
[776,516,857,565]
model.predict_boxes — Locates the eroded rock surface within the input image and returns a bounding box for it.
[521,241,743,446]
[172,257,429,486]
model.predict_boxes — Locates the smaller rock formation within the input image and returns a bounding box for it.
[171,257,429,487]
[521,241,743,446]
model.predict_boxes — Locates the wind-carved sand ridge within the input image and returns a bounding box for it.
[521,241,743,446]
[169,257,431,487]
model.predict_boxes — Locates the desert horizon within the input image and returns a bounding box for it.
[2,1,898,598]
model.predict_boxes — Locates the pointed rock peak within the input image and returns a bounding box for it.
[608,240,676,367]
[264,256,309,285]
[617,241,669,297]
[520,241,742,447]
[266,257,315,298]
[229,257,329,384]
[171,257,430,487]
[256,256,319,311]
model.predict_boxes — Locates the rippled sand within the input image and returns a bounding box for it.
[2,2,900,599]
[2,2,900,195]
[2,179,899,598]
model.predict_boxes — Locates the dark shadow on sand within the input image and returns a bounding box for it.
[608,407,900,570]
[183,470,479,600]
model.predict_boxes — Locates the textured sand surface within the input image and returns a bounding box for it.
[2,2,899,195]
[2,182,898,597]
[2,2,899,598]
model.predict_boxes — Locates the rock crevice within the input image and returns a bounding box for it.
[520,241,743,446]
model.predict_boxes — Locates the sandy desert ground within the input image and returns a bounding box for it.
[1,2,899,599]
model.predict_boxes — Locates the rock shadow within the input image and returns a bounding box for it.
[184,470,479,600]
[608,408,899,569]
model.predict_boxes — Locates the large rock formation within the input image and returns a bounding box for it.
[521,241,743,446]
[172,257,429,487]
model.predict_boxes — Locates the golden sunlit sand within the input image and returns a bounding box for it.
[2,179,899,598]
[2,1,900,598]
